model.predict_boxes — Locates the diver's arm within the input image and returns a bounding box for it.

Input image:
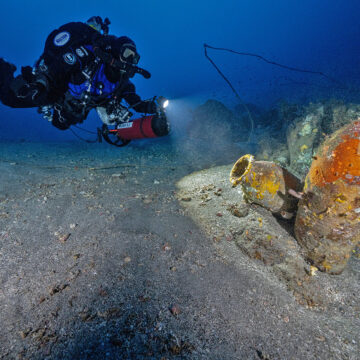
[122,81,157,114]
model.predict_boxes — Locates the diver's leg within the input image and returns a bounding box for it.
[0,58,16,84]
[0,58,22,106]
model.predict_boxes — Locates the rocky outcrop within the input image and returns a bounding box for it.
[286,104,324,178]
[285,101,360,178]
[187,99,360,180]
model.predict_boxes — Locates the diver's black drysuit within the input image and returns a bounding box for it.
[0,21,157,130]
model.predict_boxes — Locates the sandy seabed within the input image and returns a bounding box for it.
[0,139,359,359]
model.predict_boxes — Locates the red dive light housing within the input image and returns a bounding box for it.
[114,115,159,139]
[102,112,169,147]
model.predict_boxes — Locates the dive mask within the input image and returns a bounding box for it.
[119,44,140,65]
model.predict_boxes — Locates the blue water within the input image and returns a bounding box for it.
[1,0,360,141]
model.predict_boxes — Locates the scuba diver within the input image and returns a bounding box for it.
[0,16,169,145]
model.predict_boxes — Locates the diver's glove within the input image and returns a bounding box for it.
[132,99,157,114]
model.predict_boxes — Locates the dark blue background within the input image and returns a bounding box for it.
[1,0,360,141]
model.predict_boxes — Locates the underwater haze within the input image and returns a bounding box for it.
[0,0,360,141]
[1,2,360,359]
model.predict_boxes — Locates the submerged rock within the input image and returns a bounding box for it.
[285,100,360,178]
[253,100,360,179]
[322,100,360,134]
[186,98,360,182]
[286,103,324,178]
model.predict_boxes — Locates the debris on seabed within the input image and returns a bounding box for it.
[58,233,71,243]
[169,304,181,316]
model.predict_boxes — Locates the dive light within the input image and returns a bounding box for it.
[157,96,169,109]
